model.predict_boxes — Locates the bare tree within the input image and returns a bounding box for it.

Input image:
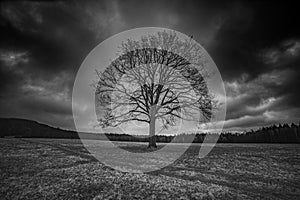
[95,31,215,148]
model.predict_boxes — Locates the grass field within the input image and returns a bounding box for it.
[0,138,299,199]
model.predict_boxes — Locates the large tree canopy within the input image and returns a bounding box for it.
[95,31,215,148]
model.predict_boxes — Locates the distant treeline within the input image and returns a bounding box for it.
[105,123,300,143]
[217,123,300,143]
[0,118,299,143]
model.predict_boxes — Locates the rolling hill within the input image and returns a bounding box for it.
[0,118,79,138]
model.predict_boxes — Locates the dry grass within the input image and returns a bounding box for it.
[0,138,299,199]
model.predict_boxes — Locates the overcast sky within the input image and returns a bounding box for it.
[0,0,299,132]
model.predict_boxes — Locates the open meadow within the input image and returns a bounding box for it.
[0,138,299,199]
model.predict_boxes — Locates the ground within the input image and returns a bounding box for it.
[0,138,299,199]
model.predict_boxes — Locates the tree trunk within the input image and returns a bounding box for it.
[148,105,157,149]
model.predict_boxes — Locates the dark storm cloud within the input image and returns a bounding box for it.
[210,1,300,80]
[0,1,97,74]
[117,0,233,46]
[198,1,300,130]
[224,66,300,130]
[0,0,299,131]
[0,1,114,128]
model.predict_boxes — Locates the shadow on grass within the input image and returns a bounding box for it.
[112,142,166,153]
